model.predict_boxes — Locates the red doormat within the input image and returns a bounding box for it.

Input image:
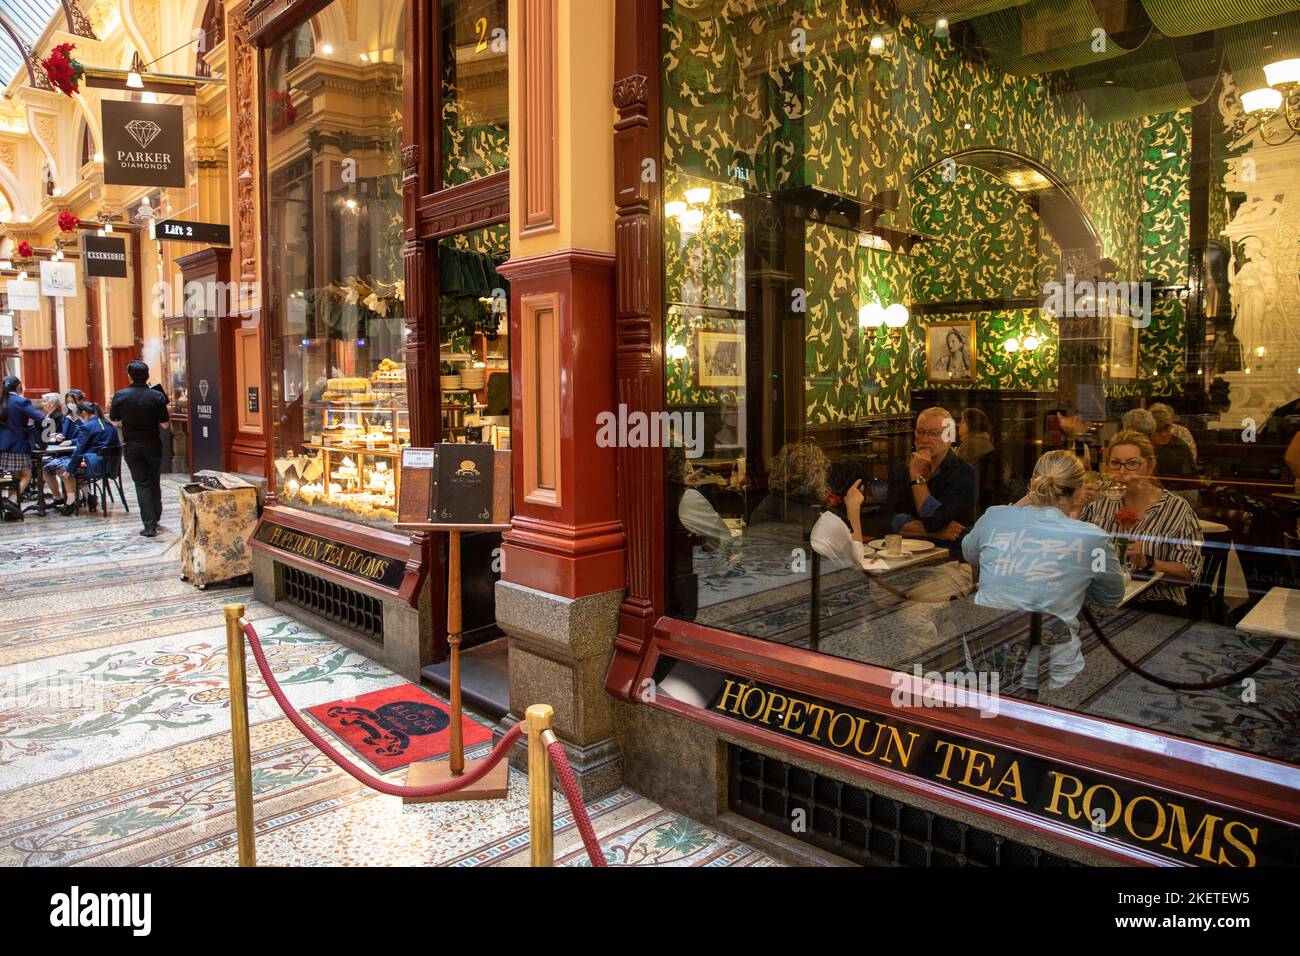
[305,684,494,773]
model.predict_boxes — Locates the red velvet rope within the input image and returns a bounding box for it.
[547,739,608,867]
[241,620,522,798]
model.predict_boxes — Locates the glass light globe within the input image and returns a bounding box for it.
[1004,338,1020,353]
[859,302,884,328]
[883,303,909,328]
[1241,87,1283,114]
[1263,58,1300,87]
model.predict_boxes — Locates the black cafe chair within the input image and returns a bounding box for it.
[74,446,129,517]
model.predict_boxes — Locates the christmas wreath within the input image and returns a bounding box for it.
[42,43,85,97]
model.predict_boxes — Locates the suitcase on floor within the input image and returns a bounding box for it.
[179,472,259,588]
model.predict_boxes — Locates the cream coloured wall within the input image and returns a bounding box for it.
[508,0,617,258]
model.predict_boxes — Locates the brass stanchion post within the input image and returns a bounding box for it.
[402,527,508,802]
[527,704,555,867]
[448,529,464,775]
[225,604,256,867]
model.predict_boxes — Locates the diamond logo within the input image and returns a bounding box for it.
[124,119,162,149]
[199,379,209,401]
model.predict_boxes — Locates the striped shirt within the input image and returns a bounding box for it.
[1081,491,1203,605]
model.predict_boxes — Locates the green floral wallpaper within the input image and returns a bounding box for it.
[1107,110,1191,399]
[666,308,744,407]
[911,165,1057,303]
[662,0,1193,422]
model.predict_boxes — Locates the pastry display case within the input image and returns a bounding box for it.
[276,360,410,526]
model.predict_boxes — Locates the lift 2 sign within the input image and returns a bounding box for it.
[101,100,186,188]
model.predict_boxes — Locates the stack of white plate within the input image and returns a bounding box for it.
[460,368,485,390]
[441,373,462,390]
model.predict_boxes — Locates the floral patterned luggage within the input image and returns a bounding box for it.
[179,472,259,588]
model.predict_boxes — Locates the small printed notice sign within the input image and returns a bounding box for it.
[6,279,39,311]
[402,447,436,469]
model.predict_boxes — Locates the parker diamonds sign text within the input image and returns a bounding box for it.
[101,100,187,188]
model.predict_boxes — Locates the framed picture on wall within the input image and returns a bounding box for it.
[925,320,977,383]
[696,330,745,388]
[1109,315,1139,380]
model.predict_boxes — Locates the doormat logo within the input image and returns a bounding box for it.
[50,886,152,936]
[125,119,162,149]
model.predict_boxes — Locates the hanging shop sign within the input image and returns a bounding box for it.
[708,676,1300,867]
[39,260,77,297]
[101,100,186,188]
[152,218,231,246]
[254,521,406,591]
[82,234,129,278]
[5,279,40,311]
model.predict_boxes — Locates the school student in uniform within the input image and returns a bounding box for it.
[57,402,120,514]
[0,375,47,506]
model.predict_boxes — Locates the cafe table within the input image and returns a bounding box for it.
[25,444,74,517]
[1235,587,1300,642]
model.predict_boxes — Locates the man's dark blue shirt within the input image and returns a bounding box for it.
[887,449,976,533]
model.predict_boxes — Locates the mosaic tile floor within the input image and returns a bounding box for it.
[0,478,779,867]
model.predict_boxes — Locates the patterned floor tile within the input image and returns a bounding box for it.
[0,476,782,867]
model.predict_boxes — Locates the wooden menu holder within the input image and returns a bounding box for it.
[395,447,512,802]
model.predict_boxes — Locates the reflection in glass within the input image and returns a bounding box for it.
[441,0,509,186]
[658,0,1300,765]
[265,0,408,528]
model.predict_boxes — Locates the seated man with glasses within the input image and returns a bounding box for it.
[881,406,976,543]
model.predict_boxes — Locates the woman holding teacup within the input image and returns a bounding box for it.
[1080,430,1201,609]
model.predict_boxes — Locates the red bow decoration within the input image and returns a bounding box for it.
[269,90,299,134]
[57,210,79,233]
[41,43,85,97]
[17,240,33,258]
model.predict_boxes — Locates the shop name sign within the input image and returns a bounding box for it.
[82,234,128,278]
[255,522,405,591]
[710,678,1300,867]
[101,101,186,188]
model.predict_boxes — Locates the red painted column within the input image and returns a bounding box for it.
[497,250,625,599]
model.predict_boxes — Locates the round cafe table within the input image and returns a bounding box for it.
[26,444,75,517]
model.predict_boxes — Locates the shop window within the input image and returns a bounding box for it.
[658,1,1300,765]
[440,0,509,187]
[265,0,407,529]
[437,224,510,448]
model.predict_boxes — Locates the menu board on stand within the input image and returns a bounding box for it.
[395,445,511,801]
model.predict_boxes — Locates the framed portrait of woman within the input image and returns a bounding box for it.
[925,320,977,383]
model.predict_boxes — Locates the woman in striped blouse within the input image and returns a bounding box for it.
[1080,429,1202,608]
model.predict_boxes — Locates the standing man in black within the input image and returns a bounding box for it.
[110,360,170,537]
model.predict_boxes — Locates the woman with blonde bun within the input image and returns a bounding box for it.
[962,450,1125,688]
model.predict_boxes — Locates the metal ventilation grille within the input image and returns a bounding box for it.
[729,745,1078,868]
[283,565,384,642]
